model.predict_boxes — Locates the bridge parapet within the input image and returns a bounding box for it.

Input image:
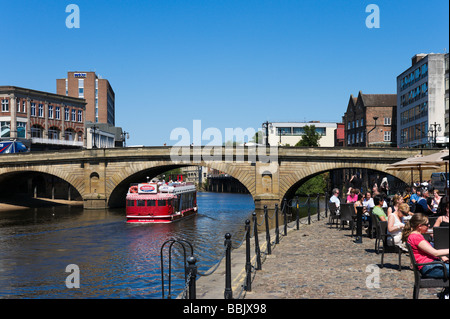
[0,147,441,210]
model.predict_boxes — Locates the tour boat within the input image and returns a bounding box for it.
[126,181,197,223]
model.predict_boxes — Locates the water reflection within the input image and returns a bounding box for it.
[0,192,254,299]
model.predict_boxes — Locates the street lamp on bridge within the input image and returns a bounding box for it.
[90,125,98,149]
[428,122,441,148]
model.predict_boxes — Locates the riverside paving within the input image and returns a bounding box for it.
[195,214,443,300]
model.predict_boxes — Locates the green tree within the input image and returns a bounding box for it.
[251,130,263,144]
[295,173,328,196]
[295,125,321,147]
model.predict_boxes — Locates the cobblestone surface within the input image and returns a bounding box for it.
[243,218,442,299]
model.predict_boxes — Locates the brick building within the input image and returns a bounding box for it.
[57,71,115,125]
[0,86,86,150]
[343,91,397,147]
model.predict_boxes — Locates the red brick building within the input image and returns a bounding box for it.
[0,86,86,150]
[57,71,115,125]
[343,91,397,147]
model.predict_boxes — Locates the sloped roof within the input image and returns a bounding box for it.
[358,92,397,107]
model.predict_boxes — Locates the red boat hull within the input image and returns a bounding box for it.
[126,208,197,223]
[125,182,197,224]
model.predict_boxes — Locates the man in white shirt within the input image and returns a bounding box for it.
[329,188,341,212]
[363,191,375,211]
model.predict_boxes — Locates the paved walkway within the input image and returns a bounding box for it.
[242,217,441,299]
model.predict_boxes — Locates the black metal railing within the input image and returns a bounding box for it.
[160,193,330,299]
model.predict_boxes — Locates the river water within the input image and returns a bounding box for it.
[0,192,256,299]
[0,192,323,299]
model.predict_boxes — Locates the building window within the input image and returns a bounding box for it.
[384,117,391,126]
[31,103,36,116]
[78,79,84,98]
[384,131,391,142]
[277,127,291,135]
[31,124,43,138]
[1,99,9,112]
[55,106,60,120]
[38,104,44,117]
[48,105,53,119]
[78,110,82,122]
[65,108,70,121]
[1,121,10,137]
[16,99,20,112]
[65,129,75,141]
[65,79,68,96]
[48,127,60,140]
[17,122,26,138]
[421,63,428,77]
[71,109,76,122]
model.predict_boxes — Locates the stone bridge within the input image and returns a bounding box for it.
[0,146,437,210]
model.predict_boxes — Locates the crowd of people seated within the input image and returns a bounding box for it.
[329,180,449,298]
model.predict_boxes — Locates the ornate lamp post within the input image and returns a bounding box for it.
[428,122,441,148]
[262,121,270,147]
[121,130,129,147]
[90,125,98,149]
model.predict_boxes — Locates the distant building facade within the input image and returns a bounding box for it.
[86,121,124,149]
[0,86,86,150]
[263,121,338,147]
[334,122,345,146]
[343,91,397,147]
[397,53,449,148]
[57,71,115,125]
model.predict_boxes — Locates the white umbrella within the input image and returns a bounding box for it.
[409,149,449,166]
[386,153,442,186]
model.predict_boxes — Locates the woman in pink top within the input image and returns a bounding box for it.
[402,213,449,279]
[346,188,359,203]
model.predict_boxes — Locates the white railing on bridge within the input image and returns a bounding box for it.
[31,137,84,147]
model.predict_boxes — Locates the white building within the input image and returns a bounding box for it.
[263,121,338,147]
[85,121,123,149]
[397,53,449,148]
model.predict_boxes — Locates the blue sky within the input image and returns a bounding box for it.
[1,0,448,146]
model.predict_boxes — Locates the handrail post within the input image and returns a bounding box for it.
[244,219,252,291]
[317,193,320,221]
[307,194,311,225]
[224,233,233,299]
[283,198,288,236]
[295,196,299,230]
[253,212,262,270]
[264,205,271,255]
[186,256,197,299]
[355,206,363,244]
[275,204,279,244]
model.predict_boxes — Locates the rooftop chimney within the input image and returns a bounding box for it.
[411,54,427,66]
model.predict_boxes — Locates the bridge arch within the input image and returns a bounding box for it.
[0,169,83,202]
[106,161,256,208]
[279,162,414,203]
